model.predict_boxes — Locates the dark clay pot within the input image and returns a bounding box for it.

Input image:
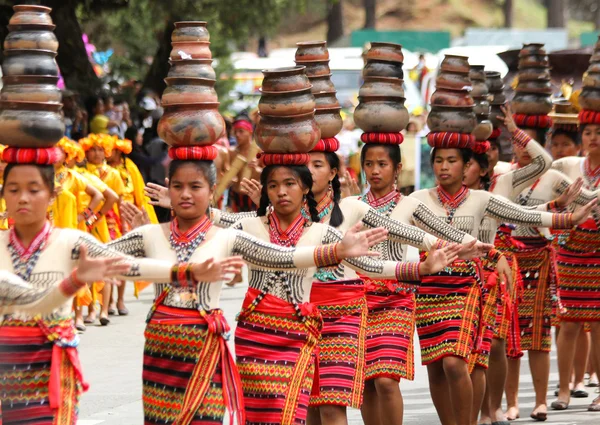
[431,88,474,108]
[583,72,600,89]
[472,119,494,141]
[592,53,600,63]
[518,67,552,81]
[485,71,504,92]
[172,21,210,42]
[490,91,507,105]
[1,75,61,103]
[158,103,225,147]
[170,41,211,60]
[0,101,64,148]
[359,77,405,97]
[518,54,549,69]
[440,55,471,73]
[471,80,489,97]
[427,106,477,134]
[436,70,472,91]
[9,5,53,26]
[1,49,58,77]
[308,74,336,93]
[363,60,404,79]
[516,79,552,94]
[262,66,311,92]
[313,91,340,109]
[258,88,316,116]
[255,111,320,153]
[354,96,409,133]
[366,42,404,63]
[314,107,343,138]
[162,77,218,105]
[469,65,486,82]
[4,29,58,51]
[579,88,600,111]
[473,98,491,116]
[295,41,329,62]
[519,43,546,57]
[511,92,553,115]
[168,59,216,80]
[489,104,505,128]
[296,60,331,77]
[587,62,600,74]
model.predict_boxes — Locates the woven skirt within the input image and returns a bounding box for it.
[235,288,321,425]
[557,221,600,322]
[309,279,367,408]
[0,319,85,425]
[469,268,499,371]
[143,303,243,425]
[416,260,482,365]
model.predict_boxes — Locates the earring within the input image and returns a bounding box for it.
[327,181,333,198]
[170,206,175,218]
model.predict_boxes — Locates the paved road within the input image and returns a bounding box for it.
[77,283,600,425]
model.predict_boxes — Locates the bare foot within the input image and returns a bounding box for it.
[491,408,508,423]
[84,308,97,324]
[505,406,520,421]
[477,415,491,425]
[530,403,547,420]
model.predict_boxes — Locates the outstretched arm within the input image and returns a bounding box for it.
[485,194,575,229]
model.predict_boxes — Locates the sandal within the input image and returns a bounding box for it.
[573,388,589,398]
[99,316,110,326]
[117,307,129,316]
[550,400,569,410]
[107,307,116,316]
[75,323,86,332]
[588,396,600,412]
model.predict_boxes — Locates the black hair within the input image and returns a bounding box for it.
[124,125,139,142]
[552,128,580,146]
[523,127,549,147]
[168,160,217,187]
[360,143,402,168]
[472,152,491,190]
[323,151,344,227]
[488,138,502,155]
[256,165,320,223]
[430,147,473,166]
[2,163,55,195]
[84,95,101,118]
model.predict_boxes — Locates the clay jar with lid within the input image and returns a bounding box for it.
[2,49,59,76]
[297,60,331,77]
[161,77,218,105]
[255,112,320,153]
[511,92,553,115]
[295,41,329,62]
[485,71,504,92]
[489,104,505,128]
[430,88,474,108]
[354,96,409,133]
[579,88,600,110]
[170,41,211,60]
[167,59,216,80]
[363,60,403,79]
[313,91,340,109]
[9,5,53,26]
[473,97,491,116]
[427,107,477,134]
[262,67,311,92]
[359,77,405,98]
[258,88,316,116]
[365,42,404,63]
[4,29,58,51]
[1,75,61,103]
[172,21,210,42]
[518,54,549,68]
[469,65,486,82]
[518,67,551,81]
[308,74,336,93]
[440,55,470,73]
[515,79,552,94]
[583,72,600,89]
[519,43,546,57]
[0,101,65,147]
[436,71,472,91]
[158,103,225,147]
[315,107,343,138]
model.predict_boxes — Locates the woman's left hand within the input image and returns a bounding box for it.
[419,243,461,275]
[337,222,388,259]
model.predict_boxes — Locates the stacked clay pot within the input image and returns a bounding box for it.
[158,21,224,147]
[485,71,506,129]
[580,36,600,111]
[0,5,64,147]
[512,43,553,115]
[427,55,477,134]
[294,41,342,138]
[255,66,321,153]
[355,42,409,133]
[470,65,493,141]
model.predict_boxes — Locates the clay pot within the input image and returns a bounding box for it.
[471,80,489,97]
[359,77,405,97]
[515,79,552,94]
[583,72,600,89]
[473,98,491,116]
[4,29,58,51]
[427,106,477,134]
[579,88,600,111]
[518,54,549,69]
[168,59,216,80]
[518,67,552,81]
[436,70,472,91]
[553,100,576,114]
[511,92,553,115]
[440,55,471,73]
[1,75,61,103]
[485,71,504,92]
[354,96,409,133]
[170,41,211,60]
[9,5,53,26]
[158,103,225,147]
[309,74,336,93]
[592,53,600,63]
[363,60,404,79]
[595,36,600,51]
[469,65,486,82]
[172,21,210,42]
[255,112,320,153]
[161,77,217,105]
[490,91,507,105]
[313,91,340,109]
[295,41,329,62]
[1,49,58,77]
[519,43,546,57]
[296,60,331,77]
[258,88,316,116]
[489,104,505,128]
[431,88,474,108]
[472,119,494,141]
[365,42,404,63]
[314,107,343,138]
[0,101,64,148]
[587,62,600,73]
[262,67,311,92]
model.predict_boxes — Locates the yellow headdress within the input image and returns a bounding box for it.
[79,133,116,157]
[114,138,132,155]
[57,137,79,163]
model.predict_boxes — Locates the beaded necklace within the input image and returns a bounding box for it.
[8,221,53,281]
[437,185,469,224]
[360,189,402,217]
[316,194,334,221]
[584,157,600,189]
[268,210,307,247]
[169,216,213,263]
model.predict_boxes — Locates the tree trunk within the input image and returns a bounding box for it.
[142,19,176,97]
[363,0,376,29]
[327,0,344,44]
[547,0,566,28]
[503,0,514,28]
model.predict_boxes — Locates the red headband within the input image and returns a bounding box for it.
[489,128,502,140]
[427,132,475,149]
[168,146,218,161]
[513,114,553,129]
[360,132,404,145]
[2,147,62,165]
[257,152,310,166]
[233,120,253,133]
[471,140,491,154]
[311,137,340,153]
[579,110,600,125]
